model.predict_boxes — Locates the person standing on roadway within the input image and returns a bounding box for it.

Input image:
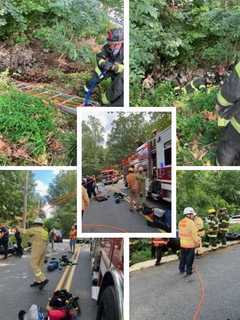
[193,211,205,256]
[179,207,200,277]
[69,224,77,254]
[22,217,49,289]
[136,166,146,212]
[126,167,139,212]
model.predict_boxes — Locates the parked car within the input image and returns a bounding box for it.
[229,215,240,224]
[53,230,63,242]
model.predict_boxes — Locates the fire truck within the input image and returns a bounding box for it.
[122,126,171,202]
[100,169,119,185]
[91,238,124,320]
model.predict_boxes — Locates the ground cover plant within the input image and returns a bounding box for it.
[0,0,123,103]
[0,75,76,165]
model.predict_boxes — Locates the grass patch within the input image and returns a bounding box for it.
[0,89,76,165]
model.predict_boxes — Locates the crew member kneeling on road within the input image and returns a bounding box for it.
[216,61,240,165]
[179,207,200,277]
[22,217,49,289]
[84,28,124,106]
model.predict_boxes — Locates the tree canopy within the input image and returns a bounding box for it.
[0,171,41,224]
[82,112,171,176]
[177,171,240,220]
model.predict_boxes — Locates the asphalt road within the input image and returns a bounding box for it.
[0,242,97,319]
[130,244,240,320]
[83,181,169,233]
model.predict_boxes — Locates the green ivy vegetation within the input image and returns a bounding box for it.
[0,84,77,165]
[0,0,121,62]
[177,87,220,165]
[177,171,240,220]
[130,0,240,106]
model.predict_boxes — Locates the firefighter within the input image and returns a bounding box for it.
[84,28,124,106]
[126,167,139,212]
[215,61,240,165]
[206,209,219,250]
[0,223,9,259]
[151,238,169,266]
[23,217,49,289]
[178,207,200,276]
[217,207,230,246]
[193,211,205,256]
[136,166,146,211]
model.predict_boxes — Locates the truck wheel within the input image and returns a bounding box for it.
[96,285,119,320]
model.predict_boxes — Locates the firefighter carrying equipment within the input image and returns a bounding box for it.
[84,28,124,106]
[179,217,200,248]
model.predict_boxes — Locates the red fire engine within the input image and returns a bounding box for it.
[91,238,124,320]
[121,126,171,202]
[100,169,119,185]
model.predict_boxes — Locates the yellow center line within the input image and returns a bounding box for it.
[64,245,81,291]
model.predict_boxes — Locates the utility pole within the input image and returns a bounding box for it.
[22,171,29,230]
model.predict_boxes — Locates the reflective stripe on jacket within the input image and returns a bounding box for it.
[179,217,200,249]
[217,62,240,133]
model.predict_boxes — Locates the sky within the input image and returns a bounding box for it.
[33,169,62,217]
[33,169,61,197]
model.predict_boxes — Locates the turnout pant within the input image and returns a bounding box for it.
[16,239,23,256]
[31,241,47,282]
[218,231,227,245]
[179,248,195,275]
[216,123,240,165]
[0,239,8,258]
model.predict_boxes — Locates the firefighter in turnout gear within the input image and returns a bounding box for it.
[193,211,205,255]
[216,61,240,165]
[178,207,200,276]
[217,208,230,246]
[206,209,219,250]
[23,217,49,289]
[84,28,124,106]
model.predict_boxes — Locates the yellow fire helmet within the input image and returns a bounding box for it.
[208,208,216,214]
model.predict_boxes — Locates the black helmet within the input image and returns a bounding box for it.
[107,28,123,43]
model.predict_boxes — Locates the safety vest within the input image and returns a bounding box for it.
[152,238,169,247]
[179,217,199,249]
[217,62,240,133]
